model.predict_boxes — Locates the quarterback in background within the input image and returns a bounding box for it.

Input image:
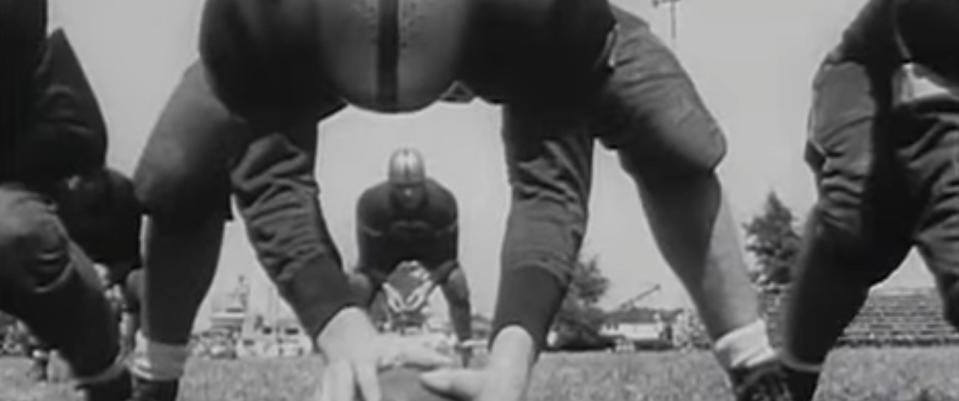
[349,148,473,365]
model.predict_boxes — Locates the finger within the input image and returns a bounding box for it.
[316,367,333,401]
[420,369,485,399]
[355,361,381,401]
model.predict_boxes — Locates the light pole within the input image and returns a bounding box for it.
[652,0,680,49]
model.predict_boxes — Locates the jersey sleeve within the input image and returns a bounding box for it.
[491,106,594,352]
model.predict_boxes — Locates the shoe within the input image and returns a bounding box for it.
[730,360,795,401]
[80,369,132,401]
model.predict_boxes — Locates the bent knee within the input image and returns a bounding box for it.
[133,158,230,226]
[616,128,726,185]
[443,270,471,305]
[0,190,70,282]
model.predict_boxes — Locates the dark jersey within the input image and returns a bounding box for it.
[355,179,458,276]
[55,168,143,284]
[198,0,616,119]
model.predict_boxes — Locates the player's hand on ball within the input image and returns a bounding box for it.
[405,283,433,311]
[420,327,535,401]
[383,284,407,312]
[315,307,456,401]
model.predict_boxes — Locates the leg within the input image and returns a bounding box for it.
[781,59,913,401]
[0,186,129,398]
[595,7,769,366]
[439,266,472,343]
[439,266,472,366]
[131,61,255,399]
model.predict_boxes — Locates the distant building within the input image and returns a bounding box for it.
[237,316,312,358]
[601,308,674,351]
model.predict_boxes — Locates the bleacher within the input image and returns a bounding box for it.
[674,286,959,349]
[761,287,959,348]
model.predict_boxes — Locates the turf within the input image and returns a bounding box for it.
[1,347,957,401]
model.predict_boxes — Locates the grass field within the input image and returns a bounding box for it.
[2,347,958,401]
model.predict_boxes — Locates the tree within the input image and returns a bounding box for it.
[743,191,802,287]
[549,256,612,350]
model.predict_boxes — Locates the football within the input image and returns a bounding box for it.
[378,366,457,401]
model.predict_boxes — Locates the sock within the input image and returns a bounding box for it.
[713,320,777,370]
[130,333,189,382]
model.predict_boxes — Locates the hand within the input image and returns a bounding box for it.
[405,281,435,311]
[420,326,536,401]
[103,283,124,309]
[314,307,455,401]
[92,263,111,287]
[382,284,406,312]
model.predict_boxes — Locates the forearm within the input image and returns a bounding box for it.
[493,106,594,354]
[242,199,355,338]
[491,192,589,353]
[232,132,355,338]
[428,258,459,285]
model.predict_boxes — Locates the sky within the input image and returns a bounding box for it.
[48,0,936,330]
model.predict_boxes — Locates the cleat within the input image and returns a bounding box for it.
[79,369,132,401]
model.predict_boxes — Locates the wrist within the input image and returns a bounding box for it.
[316,307,376,357]
[487,325,536,374]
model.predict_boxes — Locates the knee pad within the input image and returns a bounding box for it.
[0,208,71,287]
[134,155,231,229]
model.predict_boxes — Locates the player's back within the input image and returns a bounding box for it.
[200,0,471,117]
[461,0,616,104]
[199,0,329,125]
